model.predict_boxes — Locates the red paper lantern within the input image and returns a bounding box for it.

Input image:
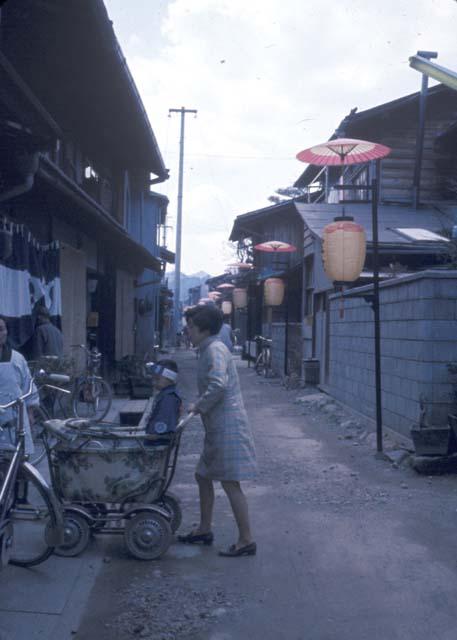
[322,219,366,283]
[233,288,248,309]
[221,300,232,315]
[264,278,284,306]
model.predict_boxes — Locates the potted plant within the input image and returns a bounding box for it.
[447,362,457,441]
[411,393,453,456]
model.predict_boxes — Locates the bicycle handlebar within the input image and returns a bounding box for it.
[43,373,71,384]
[0,378,36,411]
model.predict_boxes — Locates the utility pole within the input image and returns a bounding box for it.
[168,106,197,344]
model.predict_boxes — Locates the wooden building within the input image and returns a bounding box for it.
[230,83,457,384]
[0,1,171,369]
[295,84,457,206]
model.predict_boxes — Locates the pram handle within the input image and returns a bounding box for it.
[175,411,196,433]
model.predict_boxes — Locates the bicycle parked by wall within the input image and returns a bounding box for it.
[71,345,113,422]
[27,359,73,466]
[0,380,63,568]
[254,335,273,377]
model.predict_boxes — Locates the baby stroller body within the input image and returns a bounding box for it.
[42,413,193,560]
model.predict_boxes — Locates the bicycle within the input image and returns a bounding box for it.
[71,345,113,422]
[254,335,273,377]
[28,366,72,466]
[0,380,63,568]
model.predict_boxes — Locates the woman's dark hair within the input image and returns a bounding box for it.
[189,305,223,335]
[157,359,178,373]
[184,306,199,322]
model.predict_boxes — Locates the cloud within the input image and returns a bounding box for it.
[105,0,457,274]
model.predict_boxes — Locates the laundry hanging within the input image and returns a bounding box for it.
[0,218,61,349]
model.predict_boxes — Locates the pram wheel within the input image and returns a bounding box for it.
[161,493,182,533]
[1,523,13,568]
[124,511,172,560]
[55,510,91,557]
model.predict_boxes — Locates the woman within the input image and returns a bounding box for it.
[179,305,257,557]
[0,315,38,454]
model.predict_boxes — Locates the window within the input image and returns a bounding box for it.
[393,228,449,242]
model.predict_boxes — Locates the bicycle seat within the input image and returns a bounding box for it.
[65,418,92,430]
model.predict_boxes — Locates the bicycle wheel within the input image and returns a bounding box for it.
[29,406,49,466]
[9,464,59,567]
[254,354,265,376]
[72,378,112,422]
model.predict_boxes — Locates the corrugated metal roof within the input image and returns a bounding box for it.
[229,200,300,241]
[294,202,457,246]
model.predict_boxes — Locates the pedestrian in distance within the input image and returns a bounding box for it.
[32,306,63,359]
[179,305,257,557]
[217,317,234,353]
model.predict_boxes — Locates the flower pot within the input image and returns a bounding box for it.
[448,414,457,442]
[410,426,452,457]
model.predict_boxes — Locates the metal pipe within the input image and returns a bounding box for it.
[0,152,39,203]
[283,280,289,377]
[371,173,383,453]
[409,54,457,92]
[412,51,437,209]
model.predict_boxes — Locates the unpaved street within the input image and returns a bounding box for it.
[73,351,457,639]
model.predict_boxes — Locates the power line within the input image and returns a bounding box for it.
[166,151,295,160]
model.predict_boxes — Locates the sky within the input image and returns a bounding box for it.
[104,0,457,276]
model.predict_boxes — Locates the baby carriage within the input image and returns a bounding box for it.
[41,412,194,560]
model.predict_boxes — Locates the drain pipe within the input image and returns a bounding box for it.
[412,50,438,210]
[0,151,39,203]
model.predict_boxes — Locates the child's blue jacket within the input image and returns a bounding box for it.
[146,384,181,437]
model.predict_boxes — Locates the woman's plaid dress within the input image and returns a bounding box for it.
[194,336,257,481]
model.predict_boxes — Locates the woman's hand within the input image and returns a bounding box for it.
[188,403,199,415]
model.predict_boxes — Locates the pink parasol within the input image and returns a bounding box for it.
[254,241,296,253]
[216,283,235,290]
[296,138,391,166]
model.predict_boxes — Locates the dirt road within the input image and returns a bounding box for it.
[76,350,457,640]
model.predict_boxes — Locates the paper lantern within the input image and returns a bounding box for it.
[322,219,366,283]
[221,300,232,315]
[233,288,248,309]
[264,278,284,306]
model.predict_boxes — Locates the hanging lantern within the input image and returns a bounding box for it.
[322,218,366,283]
[264,278,284,306]
[233,288,248,309]
[221,300,232,315]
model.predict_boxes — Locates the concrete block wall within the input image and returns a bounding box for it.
[328,271,457,439]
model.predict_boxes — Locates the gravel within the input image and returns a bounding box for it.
[105,572,242,639]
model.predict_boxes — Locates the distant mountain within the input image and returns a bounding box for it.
[167,271,210,302]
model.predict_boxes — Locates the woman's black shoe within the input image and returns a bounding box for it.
[218,542,257,557]
[177,531,214,545]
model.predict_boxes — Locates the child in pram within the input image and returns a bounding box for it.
[145,359,182,446]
